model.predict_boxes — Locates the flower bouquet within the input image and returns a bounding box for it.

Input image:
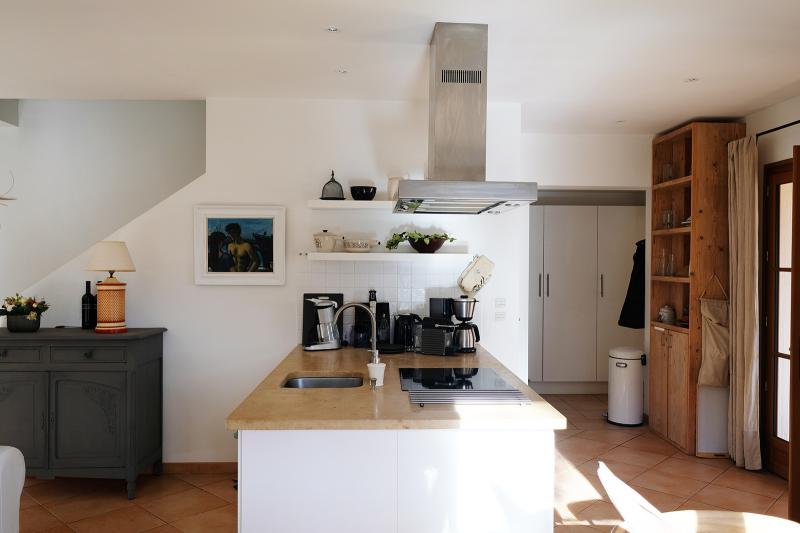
[1,294,49,332]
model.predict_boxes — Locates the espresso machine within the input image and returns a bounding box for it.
[302,293,343,351]
[452,295,480,353]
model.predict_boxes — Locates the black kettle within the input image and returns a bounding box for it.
[394,313,422,351]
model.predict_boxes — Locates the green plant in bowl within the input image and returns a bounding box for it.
[385,231,455,253]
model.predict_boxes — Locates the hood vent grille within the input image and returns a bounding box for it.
[441,69,482,84]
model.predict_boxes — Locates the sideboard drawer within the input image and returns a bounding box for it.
[51,347,126,363]
[0,347,43,363]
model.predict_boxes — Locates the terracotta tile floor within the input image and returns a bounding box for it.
[16,394,790,532]
[19,473,236,532]
[546,394,789,531]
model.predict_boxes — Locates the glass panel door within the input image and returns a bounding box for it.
[762,161,793,478]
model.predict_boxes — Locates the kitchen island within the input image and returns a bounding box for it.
[226,345,566,533]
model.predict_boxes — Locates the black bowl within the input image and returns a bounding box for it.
[350,186,377,201]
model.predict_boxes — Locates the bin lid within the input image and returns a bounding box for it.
[610,346,644,360]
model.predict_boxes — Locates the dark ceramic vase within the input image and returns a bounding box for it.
[6,314,41,333]
[409,237,446,254]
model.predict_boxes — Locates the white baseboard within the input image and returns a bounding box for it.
[528,381,609,395]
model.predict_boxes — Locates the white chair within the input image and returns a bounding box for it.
[597,461,800,533]
[0,447,25,533]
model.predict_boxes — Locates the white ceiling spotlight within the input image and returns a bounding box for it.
[337,68,349,75]
[684,77,700,83]
[326,26,339,32]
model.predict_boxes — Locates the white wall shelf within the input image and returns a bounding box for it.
[304,252,471,262]
[307,199,396,210]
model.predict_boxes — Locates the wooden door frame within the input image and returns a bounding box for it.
[762,158,793,478]
[790,146,800,521]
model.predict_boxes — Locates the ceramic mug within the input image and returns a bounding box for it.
[313,230,339,252]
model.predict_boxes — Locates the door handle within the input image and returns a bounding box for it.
[600,274,604,298]
[83,350,94,359]
[41,412,46,430]
[615,362,628,368]
[546,274,550,297]
[538,274,542,297]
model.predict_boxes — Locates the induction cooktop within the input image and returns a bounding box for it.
[398,367,517,392]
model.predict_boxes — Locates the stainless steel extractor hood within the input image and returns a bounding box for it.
[394,22,537,215]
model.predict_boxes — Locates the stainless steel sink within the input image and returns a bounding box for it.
[282,376,363,389]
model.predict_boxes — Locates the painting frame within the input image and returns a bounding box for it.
[194,204,286,286]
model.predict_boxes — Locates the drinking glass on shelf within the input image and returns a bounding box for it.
[665,253,676,276]
[661,210,675,229]
[657,249,667,276]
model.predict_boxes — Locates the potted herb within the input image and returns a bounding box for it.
[385,231,455,254]
[1,294,49,332]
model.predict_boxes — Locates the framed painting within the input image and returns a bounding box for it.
[194,204,286,285]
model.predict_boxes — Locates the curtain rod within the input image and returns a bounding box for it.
[756,119,800,139]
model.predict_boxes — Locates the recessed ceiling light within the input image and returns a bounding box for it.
[327,26,339,32]
[615,120,626,124]
[337,68,349,74]
[684,77,700,83]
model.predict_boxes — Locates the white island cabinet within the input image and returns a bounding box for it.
[227,346,565,533]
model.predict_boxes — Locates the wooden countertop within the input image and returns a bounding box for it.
[226,345,567,431]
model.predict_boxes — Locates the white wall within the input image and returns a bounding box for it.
[747,93,800,166]
[0,100,206,295]
[27,98,528,462]
[521,133,652,188]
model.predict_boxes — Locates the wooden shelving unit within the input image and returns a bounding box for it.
[649,121,745,455]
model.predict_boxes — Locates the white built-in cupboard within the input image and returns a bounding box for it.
[528,205,645,386]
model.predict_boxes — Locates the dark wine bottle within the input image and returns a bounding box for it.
[81,281,97,329]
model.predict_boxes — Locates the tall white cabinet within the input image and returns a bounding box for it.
[529,205,645,386]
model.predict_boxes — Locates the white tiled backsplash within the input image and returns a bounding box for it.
[296,257,472,343]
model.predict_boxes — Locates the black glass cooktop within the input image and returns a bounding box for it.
[399,368,517,391]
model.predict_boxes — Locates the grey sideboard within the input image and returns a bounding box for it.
[0,327,166,499]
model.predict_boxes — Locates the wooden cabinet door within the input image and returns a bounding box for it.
[50,372,126,469]
[0,372,48,469]
[649,327,669,436]
[667,331,690,450]
[543,206,598,381]
[596,206,646,381]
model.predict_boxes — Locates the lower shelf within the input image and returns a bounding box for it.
[304,252,472,262]
[651,321,689,334]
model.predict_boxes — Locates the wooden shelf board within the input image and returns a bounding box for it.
[307,199,396,210]
[653,123,693,145]
[652,275,690,284]
[305,252,471,262]
[653,175,692,191]
[652,226,691,236]
[651,321,689,334]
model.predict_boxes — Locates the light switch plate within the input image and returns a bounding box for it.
[494,298,506,308]
[494,311,506,321]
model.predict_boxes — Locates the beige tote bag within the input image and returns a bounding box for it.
[698,297,730,387]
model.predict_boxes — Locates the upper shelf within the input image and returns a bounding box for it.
[307,200,395,210]
[304,252,472,262]
[653,175,692,191]
[652,226,691,236]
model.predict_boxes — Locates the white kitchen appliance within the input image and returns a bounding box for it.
[607,346,644,426]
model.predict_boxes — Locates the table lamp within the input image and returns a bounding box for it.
[87,241,136,334]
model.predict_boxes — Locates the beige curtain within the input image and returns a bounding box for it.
[727,135,761,469]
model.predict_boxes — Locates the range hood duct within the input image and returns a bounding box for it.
[394,22,537,215]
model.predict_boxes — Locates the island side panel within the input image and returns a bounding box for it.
[398,429,554,533]
[238,430,398,533]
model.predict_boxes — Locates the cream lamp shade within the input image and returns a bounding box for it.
[87,241,136,278]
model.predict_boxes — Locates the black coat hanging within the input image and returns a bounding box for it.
[618,239,645,329]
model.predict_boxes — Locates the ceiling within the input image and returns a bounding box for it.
[1,0,799,133]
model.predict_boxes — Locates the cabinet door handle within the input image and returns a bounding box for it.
[600,274,604,297]
[538,274,542,297]
[83,350,94,359]
[546,274,550,297]
[40,412,46,430]
[49,412,55,425]
[0,349,7,358]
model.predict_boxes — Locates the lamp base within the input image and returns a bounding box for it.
[95,277,127,334]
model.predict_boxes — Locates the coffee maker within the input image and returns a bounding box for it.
[302,293,344,351]
[452,295,480,353]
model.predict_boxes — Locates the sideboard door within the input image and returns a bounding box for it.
[50,372,126,469]
[0,372,48,469]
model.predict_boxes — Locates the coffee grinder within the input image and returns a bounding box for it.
[302,293,343,351]
[451,295,480,353]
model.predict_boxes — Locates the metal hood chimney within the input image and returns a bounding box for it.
[394,22,537,215]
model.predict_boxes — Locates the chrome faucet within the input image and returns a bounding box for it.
[333,302,380,364]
